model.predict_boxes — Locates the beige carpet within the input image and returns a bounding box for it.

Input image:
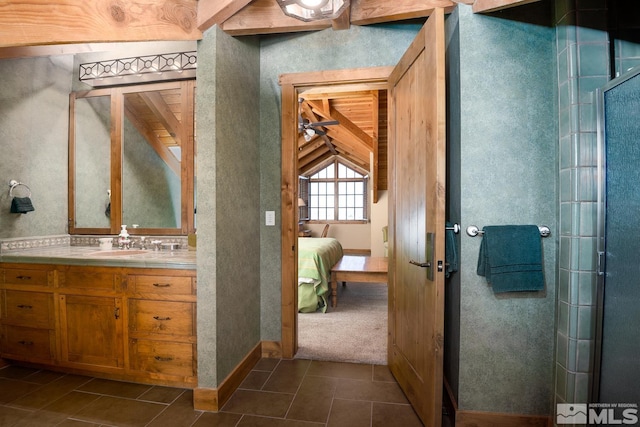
[296,281,388,365]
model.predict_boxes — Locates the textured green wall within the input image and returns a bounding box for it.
[455,4,557,414]
[196,27,261,387]
[0,56,72,238]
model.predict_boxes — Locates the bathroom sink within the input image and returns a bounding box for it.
[88,250,150,257]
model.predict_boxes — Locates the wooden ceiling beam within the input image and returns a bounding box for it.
[326,128,371,162]
[327,106,373,149]
[0,43,125,60]
[331,4,350,31]
[300,83,387,100]
[197,0,253,31]
[298,137,325,156]
[350,0,456,26]
[473,0,540,13]
[0,0,201,49]
[138,92,182,147]
[301,98,372,171]
[299,149,332,175]
[219,0,331,36]
[124,102,181,176]
[336,151,369,173]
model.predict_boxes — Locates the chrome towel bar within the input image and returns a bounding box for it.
[446,223,460,234]
[466,224,550,238]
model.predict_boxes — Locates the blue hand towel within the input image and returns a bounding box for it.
[476,225,544,293]
[10,197,34,214]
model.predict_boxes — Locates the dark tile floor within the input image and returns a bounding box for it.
[0,358,435,426]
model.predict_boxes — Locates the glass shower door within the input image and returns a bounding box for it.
[594,67,640,403]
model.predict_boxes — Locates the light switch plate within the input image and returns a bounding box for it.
[265,211,275,226]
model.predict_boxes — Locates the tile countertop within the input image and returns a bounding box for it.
[0,246,196,270]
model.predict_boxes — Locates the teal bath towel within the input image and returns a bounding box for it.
[476,225,544,293]
[445,222,458,278]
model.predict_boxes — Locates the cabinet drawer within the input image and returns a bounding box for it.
[129,300,194,336]
[129,275,194,296]
[59,268,121,291]
[2,268,52,287]
[130,339,195,377]
[1,291,54,328]
[0,325,54,360]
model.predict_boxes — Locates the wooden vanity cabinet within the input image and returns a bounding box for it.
[127,273,197,385]
[0,264,56,364]
[0,263,196,388]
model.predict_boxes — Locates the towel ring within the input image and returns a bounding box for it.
[8,180,31,198]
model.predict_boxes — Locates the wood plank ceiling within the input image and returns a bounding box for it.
[297,83,387,187]
[124,89,183,176]
[0,0,539,195]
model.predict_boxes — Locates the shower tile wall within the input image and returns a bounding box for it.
[555,1,640,410]
[554,0,608,406]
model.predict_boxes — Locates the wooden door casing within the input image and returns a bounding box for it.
[388,8,447,427]
[279,67,394,359]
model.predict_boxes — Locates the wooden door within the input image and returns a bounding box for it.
[387,8,446,426]
[59,294,124,368]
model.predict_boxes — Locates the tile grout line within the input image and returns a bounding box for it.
[281,359,313,422]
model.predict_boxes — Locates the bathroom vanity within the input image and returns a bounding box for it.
[0,245,197,388]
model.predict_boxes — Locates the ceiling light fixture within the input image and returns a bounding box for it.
[277,0,350,22]
[303,128,315,142]
[79,51,197,87]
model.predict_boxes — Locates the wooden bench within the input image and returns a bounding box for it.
[330,256,388,308]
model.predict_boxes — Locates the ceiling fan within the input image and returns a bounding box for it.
[298,98,339,142]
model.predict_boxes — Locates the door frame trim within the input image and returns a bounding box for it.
[279,67,393,358]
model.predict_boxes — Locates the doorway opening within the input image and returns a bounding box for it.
[279,67,394,360]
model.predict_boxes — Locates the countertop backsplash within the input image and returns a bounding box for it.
[0,235,70,253]
[1,234,188,254]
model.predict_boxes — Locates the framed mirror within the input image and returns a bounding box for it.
[69,80,195,235]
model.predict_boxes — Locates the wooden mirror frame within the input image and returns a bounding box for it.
[68,80,196,236]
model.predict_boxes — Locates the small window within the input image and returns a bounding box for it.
[300,159,368,222]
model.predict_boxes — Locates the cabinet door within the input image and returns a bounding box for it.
[59,295,123,368]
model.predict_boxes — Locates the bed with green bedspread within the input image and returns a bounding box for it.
[298,237,343,313]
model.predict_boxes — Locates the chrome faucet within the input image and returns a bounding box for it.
[118,237,131,250]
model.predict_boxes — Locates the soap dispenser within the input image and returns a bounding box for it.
[118,225,130,249]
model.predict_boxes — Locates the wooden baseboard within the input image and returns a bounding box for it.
[193,341,263,411]
[261,340,282,358]
[445,376,551,427]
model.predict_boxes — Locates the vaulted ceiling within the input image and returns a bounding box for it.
[0,0,539,191]
[0,0,539,52]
